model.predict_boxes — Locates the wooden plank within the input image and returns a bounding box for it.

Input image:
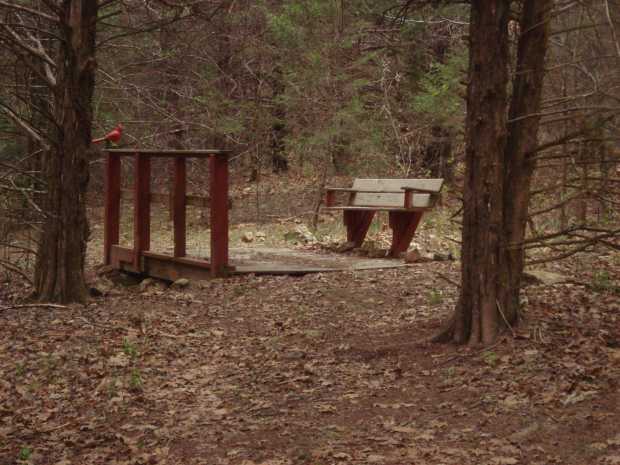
[104,151,121,265]
[107,149,232,158]
[323,206,429,212]
[351,178,443,208]
[142,251,212,269]
[141,251,236,282]
[110,245,134,268]
[209,154,229,277]
[133,153,151,269]
[120,189,210,208]
[172,157,186,257]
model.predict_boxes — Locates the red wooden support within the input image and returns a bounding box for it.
[325,190,336,207]
[209,153,229,276]
[172,157,186,257]
[104,149,232,279]
[344,210,375,247]
[104,151,121,265]
[389,211,423,257]
[403,188,413,209]
[133,153,151,269]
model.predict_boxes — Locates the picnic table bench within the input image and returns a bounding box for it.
[323,178,444,257]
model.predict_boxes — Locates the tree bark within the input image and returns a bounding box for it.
[434,0,552,345]
[453,0,511,345]
[500,0,553,324]
[34,0,98,303]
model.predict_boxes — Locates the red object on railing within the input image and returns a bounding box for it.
[92,123,123,144]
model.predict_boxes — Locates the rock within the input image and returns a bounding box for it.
[402,249,434,263]
[89,277,115,297]
[284,224,317,244]
[368,248,389,258]
[403,249,422,263]
[172,278,190,289]
[241,231,254,243]
[110,272,142,287]
[523,270,568,285]
[255,231,266,241]
[96,264,116,276]
[335,241,356,253]
[432,252,454,261]
[139,278,155,292]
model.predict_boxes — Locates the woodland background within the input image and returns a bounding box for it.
[0,0,618,273]
[0,2,619,464]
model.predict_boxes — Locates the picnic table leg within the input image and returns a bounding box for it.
[344,210,375,247]
[389,211,423,257]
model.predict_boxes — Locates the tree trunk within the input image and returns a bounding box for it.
[270,66,288,173]
[434,0,552,345]
[499,0,552,324]
[34,0,98,303]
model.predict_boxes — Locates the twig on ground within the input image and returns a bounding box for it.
[497,299,517,338]
[433,271,460,288]
[0,303,68,312]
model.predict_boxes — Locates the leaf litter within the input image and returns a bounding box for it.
[0,249,618,465]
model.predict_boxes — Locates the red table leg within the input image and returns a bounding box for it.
[209,154,229,276]
[389,211,423,257]
[104,151,121,265]
[344,210,375,247]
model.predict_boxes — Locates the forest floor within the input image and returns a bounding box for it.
[1,175,619,465]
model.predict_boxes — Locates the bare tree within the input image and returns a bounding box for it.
[0,0,100,302]
[434,0,553,345]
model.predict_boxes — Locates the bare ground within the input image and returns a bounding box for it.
[1,251,619,465]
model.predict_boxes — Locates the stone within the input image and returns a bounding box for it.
[89,277,115,297]
[241,231,254,243]
[368,248,389,258]
[523,270,568,285]
[95,264,116,276]
[403,249,422,263]
[139,278,155,292]
[284,225,317,244]
[172,278,190,289]
[432,252,454,261]
[335,241,356,253]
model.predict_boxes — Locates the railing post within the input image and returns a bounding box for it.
[104,151,121,265]
[172,156,187,257]
[209,153,229,276]
[133,152,151,270]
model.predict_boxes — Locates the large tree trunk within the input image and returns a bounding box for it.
[454,0,510,345]
[434,0,552,345]
[34,0,98,303]
[500,0,552,323]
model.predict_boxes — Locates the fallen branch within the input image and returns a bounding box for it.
[434,271,460,288]
[0,258,33,284]
[0,303,68,312]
